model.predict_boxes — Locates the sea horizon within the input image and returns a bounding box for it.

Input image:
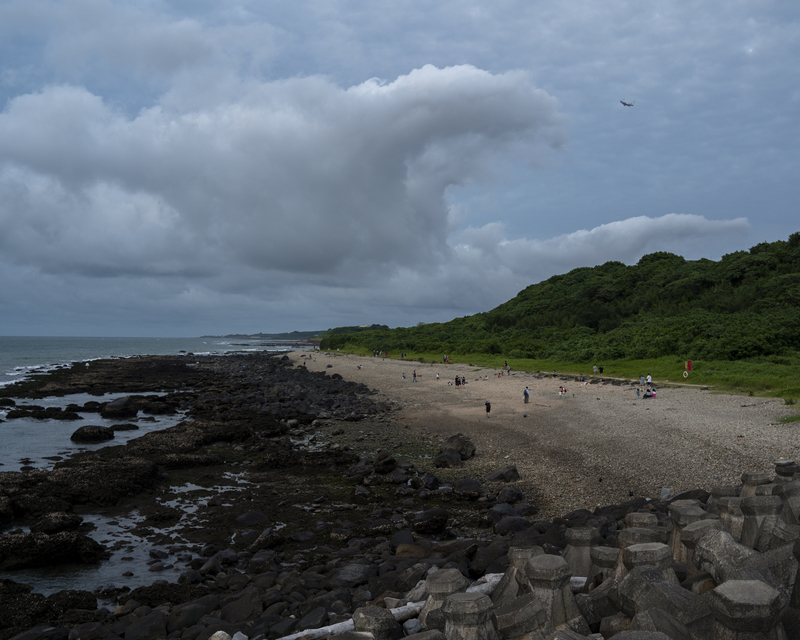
[0,335,310,390]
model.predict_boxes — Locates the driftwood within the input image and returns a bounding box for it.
[276,601,424,640]
[276,573,504,640]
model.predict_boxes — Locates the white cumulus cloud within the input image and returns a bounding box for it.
[0,65,563,285]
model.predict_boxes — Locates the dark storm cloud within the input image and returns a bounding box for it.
[0,0,794,335]
[0,66,562,283]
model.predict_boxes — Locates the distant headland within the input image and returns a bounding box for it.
[201,324,389,341]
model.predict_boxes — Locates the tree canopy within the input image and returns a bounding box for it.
[321,233,800,362]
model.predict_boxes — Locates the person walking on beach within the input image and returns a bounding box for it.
[485,400,491,418]
[523,387,530,403]
[413,370,417,382]
[593,365,598,375]
[646,374,652,387]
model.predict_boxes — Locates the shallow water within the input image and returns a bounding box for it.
[0,335,304,388]
[0,338,305,597]
[0,475,255,598]
[0,391,188,473]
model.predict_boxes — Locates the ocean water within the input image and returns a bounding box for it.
[0,335,297,389]
[0,336,304,471]
[0,335,304,596]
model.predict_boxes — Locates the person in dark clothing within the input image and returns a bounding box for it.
[485,400,491,417]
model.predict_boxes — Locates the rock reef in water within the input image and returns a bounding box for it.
[0,531,108,570]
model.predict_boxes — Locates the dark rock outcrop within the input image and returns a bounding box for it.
[439,434,476,460]
[29,512,83,534]
[0,532,108,570]
[70,425,114,443]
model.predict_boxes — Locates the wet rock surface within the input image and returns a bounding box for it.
[70,425,115,443]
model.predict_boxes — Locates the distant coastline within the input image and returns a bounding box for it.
[199,330,323,340]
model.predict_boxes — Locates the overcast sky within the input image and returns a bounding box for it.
[1,1,797,336]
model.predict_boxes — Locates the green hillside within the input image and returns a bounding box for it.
[321,233,800,369]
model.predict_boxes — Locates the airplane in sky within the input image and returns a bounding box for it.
[620,100,636,107]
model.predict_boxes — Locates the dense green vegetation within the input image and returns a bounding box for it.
[320,324,390,336]
[321,234,800,396]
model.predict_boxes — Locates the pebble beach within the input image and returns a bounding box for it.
[290,351,800,519]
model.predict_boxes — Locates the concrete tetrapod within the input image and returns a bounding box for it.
[525,554,590,634]
[584,545,618,592]
[352,606,403,640]
[562,528,600,578]
[667,503,714,566]
[441,592,499,640]
[622,542,679,584]
[715,497,745,542]
[491,546,543,606]
[740,496,783,549]
[741,472,771,499]
[625,512,659,528]
[774,480,800,525]
[493,592,551,639]
[774,460,797,485]
[680,517,723,579]
[419,568,470,628]
[708,579,788,639]
[615,528,666,581]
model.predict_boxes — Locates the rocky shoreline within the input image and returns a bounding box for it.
[1,352,799,640]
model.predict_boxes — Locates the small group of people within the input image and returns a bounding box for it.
[558,385,568,397]
[373,350,389,357]
[636,373,656,399]
[455,375,466,387]
[592,364,605,375]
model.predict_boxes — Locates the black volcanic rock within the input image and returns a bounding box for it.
[29,512,83,534]
[485,466,520,483]
[413,508,448,534]
[439,434,476,460]
[433,449,462,468]
[0,532,108,570]
[100,396,138,419]
[69,425,114,443]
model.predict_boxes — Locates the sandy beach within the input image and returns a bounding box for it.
[290,350,800,518]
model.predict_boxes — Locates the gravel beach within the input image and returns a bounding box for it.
[290,351,800,519]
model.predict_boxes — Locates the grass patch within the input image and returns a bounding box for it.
[779,415,800,424]
[332,347,799,399]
